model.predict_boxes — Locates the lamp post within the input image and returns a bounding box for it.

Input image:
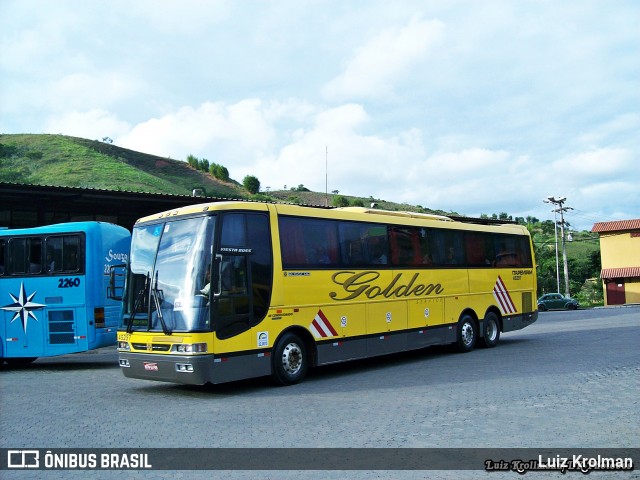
[543,196,572,296]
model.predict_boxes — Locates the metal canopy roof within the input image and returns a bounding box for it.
[0,182,227,231]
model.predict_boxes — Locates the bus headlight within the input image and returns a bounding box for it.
[172,343,207,354]
[118,341,130,351]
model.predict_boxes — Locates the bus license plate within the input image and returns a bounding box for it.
[144,362,158,371]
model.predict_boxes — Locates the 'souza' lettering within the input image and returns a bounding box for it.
[330,271,444,301]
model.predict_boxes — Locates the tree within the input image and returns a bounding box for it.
[198,159,210,172]
[209,163,230,182]
[332,195,349,207]
[539,220,556,235]
[186,154,199,169]
[243,175,260,194]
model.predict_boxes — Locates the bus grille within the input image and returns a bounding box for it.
[131,343,172,352]
[522,292,533,313]
[49,310,75,345]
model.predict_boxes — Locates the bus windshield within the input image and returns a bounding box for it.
[123,216,214,333]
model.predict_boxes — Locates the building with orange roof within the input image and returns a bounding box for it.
[591,219,640,305]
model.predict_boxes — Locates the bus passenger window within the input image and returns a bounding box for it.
[278,216,338,268]
[63,236,81,272]
[369,238,388,264]
[390,227,421,266]
[45,235,82,274]
[9,237,43,274]
[46,237,62,273]
[493,234,530,268]
[29,238,43,273]
[465,232,492,267]
[429,230,464,266]
[338,222,388,267]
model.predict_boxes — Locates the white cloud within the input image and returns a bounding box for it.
[323,16,446,101]
[253,104,427,195]
[127,0,231,34]
[117,100,278,169]
[43,109,131,139]
[552,148,634,179]
[48,72,143,111]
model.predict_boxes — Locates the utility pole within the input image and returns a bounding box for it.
[544,196,573,296]
[325,146,328,207]
[552,206,561,293]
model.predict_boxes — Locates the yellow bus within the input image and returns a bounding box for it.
[115,201,537,385]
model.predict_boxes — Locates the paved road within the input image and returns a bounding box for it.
[1,306,638,479]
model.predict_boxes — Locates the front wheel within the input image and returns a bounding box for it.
[480,312,500,348]
[455,315,477,353]
[272,332,308,386]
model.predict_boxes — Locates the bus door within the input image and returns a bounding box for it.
[213,248,251,340]
[2,236,48,358]
[212,213,272,342]
[44,234,85,351]
[2,279,47,358]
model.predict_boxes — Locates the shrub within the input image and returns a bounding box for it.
[243,175,260,194]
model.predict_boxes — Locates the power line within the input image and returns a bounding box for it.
[565,208,626,226]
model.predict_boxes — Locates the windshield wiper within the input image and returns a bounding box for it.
[127,273,150,334]
[151,270,172,335]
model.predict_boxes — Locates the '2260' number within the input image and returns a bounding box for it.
[58,278,81,288]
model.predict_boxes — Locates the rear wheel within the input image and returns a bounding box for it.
[455,315,477,352]
[272,332,308,386]
[480,312,500,348]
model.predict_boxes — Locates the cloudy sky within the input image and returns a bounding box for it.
[1,0,638,231]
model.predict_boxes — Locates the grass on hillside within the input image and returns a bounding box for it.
[0,134,243,197]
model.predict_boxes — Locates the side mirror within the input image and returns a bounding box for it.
[107,263,127,301]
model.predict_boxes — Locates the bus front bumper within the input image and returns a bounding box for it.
[118,352,215,385]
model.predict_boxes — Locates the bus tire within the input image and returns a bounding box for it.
[480,312,500,348]
[272,332,308,386]
[455,315,476,353]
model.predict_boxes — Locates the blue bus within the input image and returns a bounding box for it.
[0,222,131,365]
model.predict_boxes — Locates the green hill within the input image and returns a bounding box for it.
[0,133,450,214]
[0,133,243,197]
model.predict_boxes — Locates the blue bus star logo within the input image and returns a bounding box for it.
[1,282,46,334]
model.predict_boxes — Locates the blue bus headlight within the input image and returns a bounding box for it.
[172,343,207,354]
